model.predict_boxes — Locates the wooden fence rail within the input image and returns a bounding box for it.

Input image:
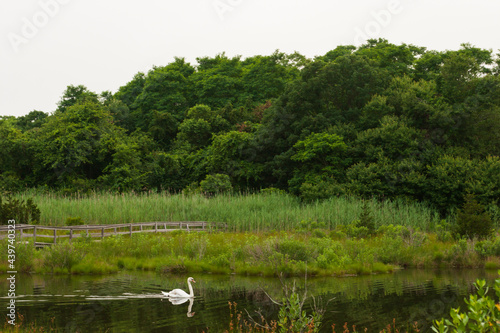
[0,222,227,247]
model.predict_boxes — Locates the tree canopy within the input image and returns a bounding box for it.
[1,40,499,216]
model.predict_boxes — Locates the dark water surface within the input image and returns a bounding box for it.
[1,269,497,332]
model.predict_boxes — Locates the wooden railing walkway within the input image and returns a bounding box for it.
[0,222,227,247]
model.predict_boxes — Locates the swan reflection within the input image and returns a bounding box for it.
[164,296,195,317]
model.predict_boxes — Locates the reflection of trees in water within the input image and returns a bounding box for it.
[318,282,469,332]
[4,270,496,332]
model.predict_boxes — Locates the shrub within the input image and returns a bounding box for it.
[312,229,327,238]
[199,174,233,197]
[14,240,36,272]
[344,224,371,239]
[455,194,493,239]
[445,238,479,267]
[475,238,500,258]
[299,179,343,202]
[66,216,84,226]
[260,187,287,195]
[276,238,311,262]
[43,242,85,273]
[436,221,454,242]
[376,235,407,264]
[0,196,40,225]
[433,276,500,332]
[316,243,351,268]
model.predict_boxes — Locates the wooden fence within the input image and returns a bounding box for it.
[0,222,227,247]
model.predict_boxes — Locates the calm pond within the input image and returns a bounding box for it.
[1,269,497,332]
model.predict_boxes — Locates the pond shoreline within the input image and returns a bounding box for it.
[2,228,499,277]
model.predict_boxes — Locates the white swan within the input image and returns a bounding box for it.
[162,277,196,298]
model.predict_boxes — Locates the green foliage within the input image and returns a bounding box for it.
[436,220,454,242]
[56,85,99,113]
[0,196,40,225]
[206,130,262,188]
[354,201,376,233]
[66,216,84,226]
[297,177,344,202]
[455,194,494,239]
[475,238,500,258]
[12,240,37,273]
[276,237,311,262]
[43,242,86,273]
[433,276,500,332]
[277,285,323,333]
[2,43,500,218]
[199,174,233,197]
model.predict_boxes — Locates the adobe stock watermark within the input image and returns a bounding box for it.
[212,0,244,21]
[353,0,403,45]
[7,0,72,53]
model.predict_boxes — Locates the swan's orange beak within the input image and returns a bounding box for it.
[192,279,196,283]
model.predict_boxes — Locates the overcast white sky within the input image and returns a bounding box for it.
[1,0,499,117]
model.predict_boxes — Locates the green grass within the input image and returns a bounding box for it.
[2,227,495,277]
[15,190,440,231]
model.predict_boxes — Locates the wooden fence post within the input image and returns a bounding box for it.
[129,224,132,237]
[69,229,73,243]
[33,226,37,246]
[101,227,104,240]
[53,229,57,244]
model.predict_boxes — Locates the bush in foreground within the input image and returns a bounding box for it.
[433,274,500,332]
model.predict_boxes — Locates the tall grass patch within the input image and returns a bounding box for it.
[16,190,440,232]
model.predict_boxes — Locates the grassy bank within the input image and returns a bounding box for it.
[14,191,440,231]
[3,225,500,277]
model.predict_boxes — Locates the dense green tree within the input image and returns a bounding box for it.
[289,132,348,194]
[455,193,493,239]
[206,130,262,189]
[240,51,298,103]
[14,110,48,131]
[131,59,194,132]
[176,105,231,150]
[98,133,154,192]
[354,115,424,163]
[147,151,187,192]
[438,44,493,104]
[33,100,124,187]
[413,50,444,82]
[346,157,425,201]
[4,44,500,217]
[56,85,99,113]
[424,155,483,215]
[355,39,425,77]
[114,72,146,106]
[190,54,244,109]
[0,120,31,189]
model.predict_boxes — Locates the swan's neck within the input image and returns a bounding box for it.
[187,280,194,297]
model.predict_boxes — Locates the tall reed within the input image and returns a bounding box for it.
[14,190,440,231]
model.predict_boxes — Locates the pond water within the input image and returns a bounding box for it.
[0,269,497,332]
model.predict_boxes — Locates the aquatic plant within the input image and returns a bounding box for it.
[433,276,500,332]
